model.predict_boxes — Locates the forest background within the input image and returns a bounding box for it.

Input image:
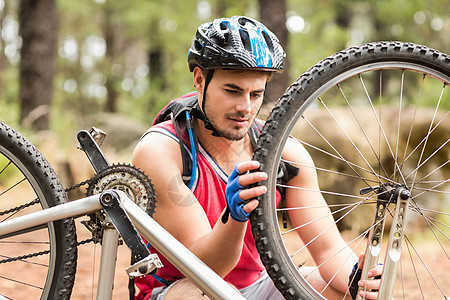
[1,0,449,175]
[0,1,449,298]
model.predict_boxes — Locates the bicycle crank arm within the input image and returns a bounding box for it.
[77,128,110,173]
[99,190,161,276]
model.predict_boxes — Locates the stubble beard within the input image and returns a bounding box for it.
[204,103,250,141]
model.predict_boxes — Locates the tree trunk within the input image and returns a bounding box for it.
[103,2,121,113]
[0,3,7,101]
[258,0,289,105]
[19,0,58,131]
[147,18,166,112]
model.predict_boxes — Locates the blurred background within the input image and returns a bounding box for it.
[0,0,449,179]
[0,1,448,298]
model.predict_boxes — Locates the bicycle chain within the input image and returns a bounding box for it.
[0,163,156,265]
[64,169,109,193]
[0,173,99,217]
[0,238,95,265]
[0,198,40,216]
[0,175,101,265]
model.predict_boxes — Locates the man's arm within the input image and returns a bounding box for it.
[283,138,383,299]
[282,138,357,292]
[132,131,265,277]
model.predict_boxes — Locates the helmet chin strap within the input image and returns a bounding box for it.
[200,69,224,137]
[201,69,214,114]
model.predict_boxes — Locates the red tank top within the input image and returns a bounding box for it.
[134,120,277,300]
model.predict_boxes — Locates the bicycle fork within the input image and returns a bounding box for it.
[358,184,411,300]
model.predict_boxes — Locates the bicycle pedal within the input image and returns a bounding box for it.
[89,126,107,147]
[126,253,163,278]
[76,126,107,150]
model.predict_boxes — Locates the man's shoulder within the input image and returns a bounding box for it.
[140,120,177,141]
[136,122,181,154]
[133,126,183,171]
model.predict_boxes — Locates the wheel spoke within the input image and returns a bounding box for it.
[282,158,381,185]
[317,96,385,186]
[336,83,390,179]
[359,73,407,186]
[294,130,395,186]
[413,159,449,187]
[251,42,450,300]
[0,121,77,299]
[410,85,447,189]
[400,111,449,172]
[0,274,43,291]
[404,235,447,298]
[400,74,425,174]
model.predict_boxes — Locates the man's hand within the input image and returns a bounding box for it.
[222,161,267,223]
[349,253,383,300]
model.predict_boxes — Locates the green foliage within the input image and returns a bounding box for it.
[287,0,450,80]
[1,0,449,140]
[0,67,20,124]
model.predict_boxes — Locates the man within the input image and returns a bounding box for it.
[132,16,382,300]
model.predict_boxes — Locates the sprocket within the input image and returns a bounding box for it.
[86,163,157,217]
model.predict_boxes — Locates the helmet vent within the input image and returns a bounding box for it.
[219,21,228,31]
[239,30,252,52]
[262,32,274,53]
[193,40,203,51]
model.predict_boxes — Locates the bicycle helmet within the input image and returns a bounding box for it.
[188,16,285,72]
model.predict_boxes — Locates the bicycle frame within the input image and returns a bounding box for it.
[0,190,245,300]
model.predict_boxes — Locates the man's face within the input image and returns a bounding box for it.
[200,69,268,141]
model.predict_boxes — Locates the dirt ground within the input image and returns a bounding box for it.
[70,228,449,300]
[0,219,447,299]
[69,223,133,299]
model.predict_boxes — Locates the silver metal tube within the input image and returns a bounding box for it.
[378,191,409,299]
[0,194,103,237]
[121,196,246,300]
[96,216,120,300]
[357,201,387,300]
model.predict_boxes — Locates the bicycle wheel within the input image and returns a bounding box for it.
[252,41,449,299]
[0,122,77,299]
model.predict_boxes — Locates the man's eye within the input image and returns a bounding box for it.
[251,93,262,99]
[226,89,238,94]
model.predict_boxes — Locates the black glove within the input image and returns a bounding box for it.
[348,262,382,300]
[348,263,362,300]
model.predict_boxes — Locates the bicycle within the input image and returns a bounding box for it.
[0,41,448,300]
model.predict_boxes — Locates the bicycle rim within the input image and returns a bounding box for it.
[252,42,449,299]
[0,122,77,299]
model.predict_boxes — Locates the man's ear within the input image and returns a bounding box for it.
[192,66,204,93]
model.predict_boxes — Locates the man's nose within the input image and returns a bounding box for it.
[235,94,252,114]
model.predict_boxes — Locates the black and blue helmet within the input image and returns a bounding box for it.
[188,16,285,72]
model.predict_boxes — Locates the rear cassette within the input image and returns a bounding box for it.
[86,163,157,216]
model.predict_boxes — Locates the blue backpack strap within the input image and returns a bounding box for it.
[152,92,200,188]
[184,111,197,189]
